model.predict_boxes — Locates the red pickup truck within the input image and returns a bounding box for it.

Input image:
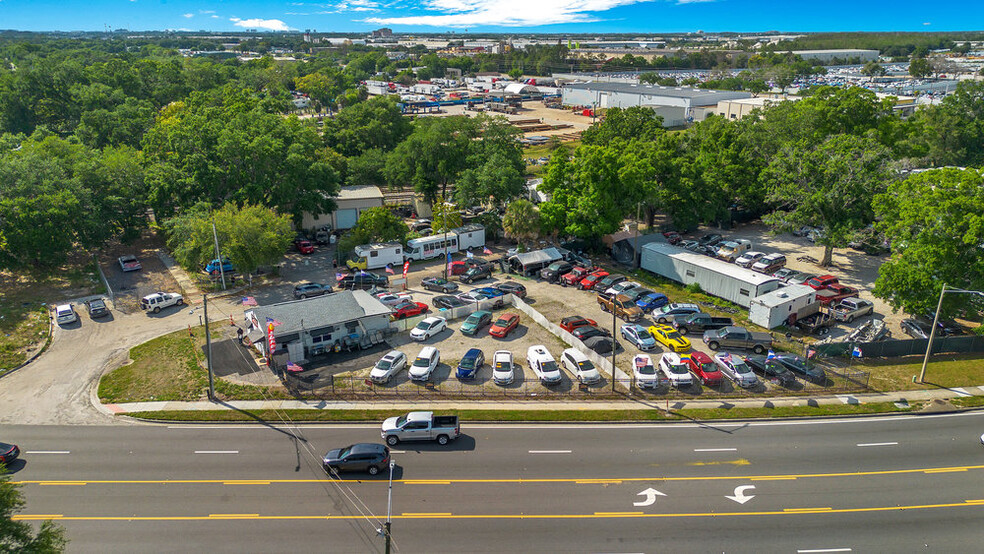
[561,266,591,287]
[816,283,859,305]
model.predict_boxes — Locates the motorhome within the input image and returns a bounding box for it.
[346,242,404,271]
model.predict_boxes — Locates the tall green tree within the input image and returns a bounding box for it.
[763,134,892,266]
[1,466,68,552]
[322,96,411,157]
[873,168,984,317]
[502,199,542,250]
[909,57,932,78]
[581,106,665,145]
[385,116,478,202]
[337,206,411,257]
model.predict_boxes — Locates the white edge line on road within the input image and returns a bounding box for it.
[856,442,898,447]
[529,450,572,454]
[389,450,406,454]
[693,448,738,452]
[24,451,70,454]
[194,450,239,454]
[797,549,852,553]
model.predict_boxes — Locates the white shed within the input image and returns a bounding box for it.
[639,243,780,307]
[748,285,818,329]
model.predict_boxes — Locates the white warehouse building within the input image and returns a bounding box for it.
[640,243,781,307]
[561,82,752,127]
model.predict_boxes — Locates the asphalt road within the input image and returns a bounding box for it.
[6,411,984,552]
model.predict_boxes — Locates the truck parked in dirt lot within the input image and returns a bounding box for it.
[702,326,773,354]
[671,313,734,335]
[823,297,874,323]
[380,411,460,446]
[140,292,184,313]
[597,293,643,322]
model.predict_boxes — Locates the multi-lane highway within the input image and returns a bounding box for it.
[5,411,984,553]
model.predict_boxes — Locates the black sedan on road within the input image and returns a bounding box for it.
[744,355,796,386]
[0,442,20,465]
[323,443,390,476]
[774,354,826,384]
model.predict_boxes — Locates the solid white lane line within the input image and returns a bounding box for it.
[389,450,406,454]
[693,448,737,452]
[24,451,70,454]
[194,450,239,454]
[529,450,572,454]
[797,549,852,553]
[856,442,898,447]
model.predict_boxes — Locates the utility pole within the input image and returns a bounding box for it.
[917,283,946,384]
[212,220,226,290]
[203,294,215,400]
[611,302,617,393]
[385,460,395,554]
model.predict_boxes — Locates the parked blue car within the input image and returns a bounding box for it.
[474,286,506,298]
[205,257,234,274]
[636,292,669,312]
[456,348,485,380]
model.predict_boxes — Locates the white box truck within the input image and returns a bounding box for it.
[346,242,404,271]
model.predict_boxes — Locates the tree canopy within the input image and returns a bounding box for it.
[1,466,68,552]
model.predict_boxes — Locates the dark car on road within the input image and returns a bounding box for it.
[0,442,19,465]
[293,282,332,299]
[774,354,826,384]
[492,281,527,298]
[421,277,458,293]
[744,355,796,385]
[85,297,110,318]
[338,272,388,290]
[322,443,390,476]
[433,295,468,310]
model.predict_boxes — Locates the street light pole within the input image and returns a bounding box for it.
[917,284,984,384]
[385,460,395,554]
[611,301,617,393]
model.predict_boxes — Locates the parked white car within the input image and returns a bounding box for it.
[604,281,639,297]
[492,350,515,386]
[527,345,562,385]
[375,292,413,307]
[410,317,447,341]
[734,251,765,268]
[560,348,602,384]
[713,352,760,388]
[409,346,440,381]
[54,304,78,325]
[659,352,694,388]
[632,354,661,389]
[370,350,407,384]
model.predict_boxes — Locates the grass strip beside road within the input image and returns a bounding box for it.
[125,400,919,423]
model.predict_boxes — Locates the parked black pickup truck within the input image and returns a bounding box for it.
[671,313,734,335]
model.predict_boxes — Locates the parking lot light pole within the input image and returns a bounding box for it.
[917,284,984,384]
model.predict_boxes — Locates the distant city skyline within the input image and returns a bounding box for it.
[1,0,983,34]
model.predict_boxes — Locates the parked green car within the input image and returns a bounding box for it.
[460,310,493,336]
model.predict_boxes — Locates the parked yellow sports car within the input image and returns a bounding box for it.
[648,324,692,353]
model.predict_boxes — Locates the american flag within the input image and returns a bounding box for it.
[385,264,394,274]
[483,247,493,255]
[806,348,816,359]
[286,361,303,373]
[466,250,474,258]
[335,272,344,281]
[266,317,283,327]
[766,349,777,361]
[722,352,733,364]
[241,296,258,307]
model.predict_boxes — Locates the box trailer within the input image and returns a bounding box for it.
[748,284,819,329]
[640,243,780,308]
[347,242,405,270]
[453,224,486,251]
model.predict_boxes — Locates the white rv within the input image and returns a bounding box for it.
[346,242,404,270]
[405,234,460,261]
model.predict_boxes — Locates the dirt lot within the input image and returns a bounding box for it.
[440,100,592,138]
[99,231,181,314]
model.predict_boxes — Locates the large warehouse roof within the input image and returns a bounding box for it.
[563,82,734,100]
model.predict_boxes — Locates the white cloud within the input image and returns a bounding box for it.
[364,0,656,27]
[183,13,194,18]
[199,9,216,14]
[231,17,291,31]
[212,15,220,19]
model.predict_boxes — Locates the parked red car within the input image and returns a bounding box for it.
[449,260,468,275]
[816,284,859,305]
[578,270,609,290]
[294,239,315,254]
[560,316,597,333]
[391,301,429,319]
[663,231,682,245]
[560,266,591,287]
[685,351,724,386]
[489,313,520,338]
[806,274,839,290]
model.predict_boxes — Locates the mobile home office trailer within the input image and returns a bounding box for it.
[748,284,818,329]
[640,243,780,308]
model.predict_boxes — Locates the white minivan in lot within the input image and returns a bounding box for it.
[409,346,440,382]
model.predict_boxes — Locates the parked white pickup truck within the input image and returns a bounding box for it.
[140,292,184,313]
[380,411,460,446]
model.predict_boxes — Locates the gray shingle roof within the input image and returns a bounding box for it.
[252,290,391,336]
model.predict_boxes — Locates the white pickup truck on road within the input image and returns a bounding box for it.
[140,292,184,313]
[380,411,460,446]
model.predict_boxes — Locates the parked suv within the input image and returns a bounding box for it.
[293,282,331,299]
[652,303,701,324]
[540,261,573,283]
[409,346,440,381]
[751,253,786,274]
[460,265,493,284]
[527,345,562,385]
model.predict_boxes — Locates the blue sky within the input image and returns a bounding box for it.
[1,0,982,33]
